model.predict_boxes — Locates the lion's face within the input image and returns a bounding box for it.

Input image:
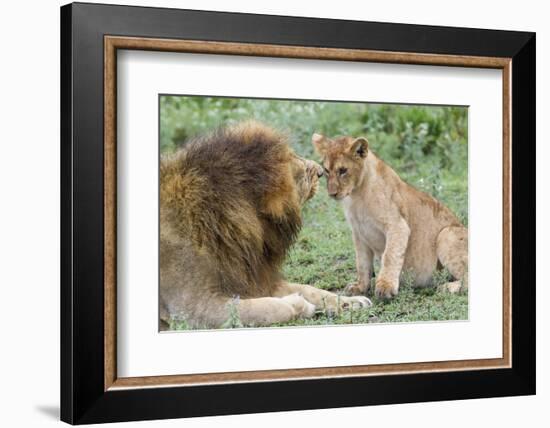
[290,155,324,204]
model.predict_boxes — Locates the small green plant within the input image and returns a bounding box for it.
[168,318,190,331]
[432,267,453,291]
[221,296,244,329]
[401,269,416,290]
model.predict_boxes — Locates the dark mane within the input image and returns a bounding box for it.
[160,122,302,296]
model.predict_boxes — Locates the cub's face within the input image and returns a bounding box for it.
[311,133,369,200]
[291,155,324,205]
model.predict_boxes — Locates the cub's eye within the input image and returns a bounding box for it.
[338,167,348,176]
[323,167,330,176]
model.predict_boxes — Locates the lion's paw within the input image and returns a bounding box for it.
[282,293,316,319]
[341,295,372,310]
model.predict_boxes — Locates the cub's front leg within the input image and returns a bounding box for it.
[376,218,410,299]
[345,231,374,296]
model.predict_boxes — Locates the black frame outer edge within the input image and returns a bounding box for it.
[60,2,536,424]
[510,35,536,391]
[60,4,74,425]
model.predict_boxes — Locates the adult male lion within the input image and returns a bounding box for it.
[312,133,468,300]
[160,122,371,329]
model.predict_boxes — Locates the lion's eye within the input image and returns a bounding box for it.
[338,167,348,176]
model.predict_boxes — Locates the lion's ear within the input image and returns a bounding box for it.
[349,137,369,158]
[311,133,328,156]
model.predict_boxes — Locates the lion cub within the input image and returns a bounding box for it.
[312,133,468,299]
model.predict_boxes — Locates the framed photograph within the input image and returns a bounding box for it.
[60,2,535,424]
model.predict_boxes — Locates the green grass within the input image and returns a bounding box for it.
[160,95,469,329]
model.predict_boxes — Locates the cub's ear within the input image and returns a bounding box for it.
[311,133,328,156]
[349,137,369,158]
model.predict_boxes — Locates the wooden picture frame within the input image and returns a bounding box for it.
[61,2,535,424]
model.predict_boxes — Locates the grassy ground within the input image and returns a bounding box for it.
[161,96,469,329]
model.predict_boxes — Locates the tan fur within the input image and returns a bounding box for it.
[313,133,468,299]
[160,122,370,329]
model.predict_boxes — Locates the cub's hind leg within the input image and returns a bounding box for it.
[436,226,468,293]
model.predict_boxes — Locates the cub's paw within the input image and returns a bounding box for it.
[341,295,372,310]
[282,293,316,319]
[344,282,368,296]
[439,280,463,294]
[375,278,398,300]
